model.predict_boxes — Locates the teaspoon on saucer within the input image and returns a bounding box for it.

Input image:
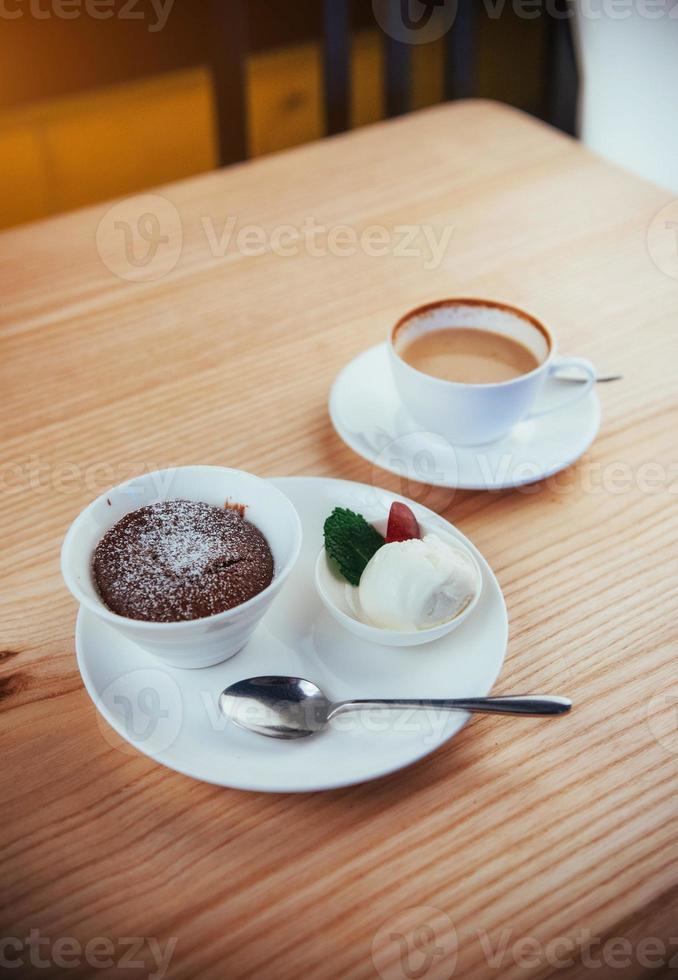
[558,373,622,383]
[219,675,572,740]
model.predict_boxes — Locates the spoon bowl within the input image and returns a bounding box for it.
[219,676,332,739]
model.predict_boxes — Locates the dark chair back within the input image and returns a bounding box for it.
[210,0,577,166]
[209,0,249,166]
[323,0,476,134]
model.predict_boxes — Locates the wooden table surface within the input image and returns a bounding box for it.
[2,101,677,980]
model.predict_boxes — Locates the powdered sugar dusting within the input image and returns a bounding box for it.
[134,505,228,576]
[92,500,274,622]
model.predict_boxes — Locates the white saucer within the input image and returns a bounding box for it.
[329,344,601,490]
[76,477,508,792]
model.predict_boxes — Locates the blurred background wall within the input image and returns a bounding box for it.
[0,0,560,230]
[7,1,676,230]
[575,11,678,195]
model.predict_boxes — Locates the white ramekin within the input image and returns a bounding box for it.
[315,516,481,647]
[61,466,302,668]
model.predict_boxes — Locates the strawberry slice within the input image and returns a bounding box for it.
[385,502,420,543]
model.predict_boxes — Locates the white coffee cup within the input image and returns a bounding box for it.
[389,298,597,446]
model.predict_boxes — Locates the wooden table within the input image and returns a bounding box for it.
[2,101,677,980]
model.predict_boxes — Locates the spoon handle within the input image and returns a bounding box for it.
[330,695,571,717]
[558,373,622,384]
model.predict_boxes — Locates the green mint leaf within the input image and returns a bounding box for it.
[323,507,385,586]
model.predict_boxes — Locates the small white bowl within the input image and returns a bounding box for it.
[62,466,302,669]
[314,516,481,647]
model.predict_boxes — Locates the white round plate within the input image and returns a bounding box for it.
[329,343,601,490]
[76,477,507,792]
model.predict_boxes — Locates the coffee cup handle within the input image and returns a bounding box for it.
[526,356,597,420]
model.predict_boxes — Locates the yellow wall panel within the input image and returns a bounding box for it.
[248,42,324,158]
[0,68,217,227]
[0,34,444,229]
[0,126,49,226]
[42,69,218,212]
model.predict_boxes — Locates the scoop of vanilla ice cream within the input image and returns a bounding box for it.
[358,533,479,630]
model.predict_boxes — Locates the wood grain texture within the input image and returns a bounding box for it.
[1,101,677,980]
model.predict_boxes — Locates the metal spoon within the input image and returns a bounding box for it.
[219,675,572,740]
[558,373,622,384]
